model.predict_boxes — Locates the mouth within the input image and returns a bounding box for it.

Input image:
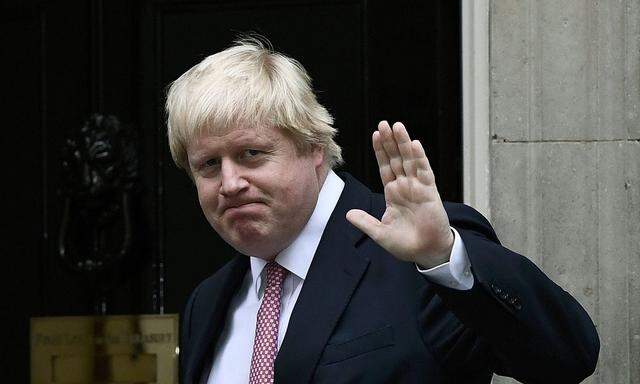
[222,202,266,216]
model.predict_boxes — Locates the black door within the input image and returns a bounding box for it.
[0,1,460,381]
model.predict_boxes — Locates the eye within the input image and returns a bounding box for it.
[204,158,220,168]
[241,149,262,158]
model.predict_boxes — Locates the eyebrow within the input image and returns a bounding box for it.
[188,135,276,165]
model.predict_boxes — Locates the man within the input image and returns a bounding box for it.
[166,38,599,383]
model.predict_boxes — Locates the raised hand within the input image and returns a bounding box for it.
[346,121,454,269]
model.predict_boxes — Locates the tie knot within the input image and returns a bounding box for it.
[264,262,288,289]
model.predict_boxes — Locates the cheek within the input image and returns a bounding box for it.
[271,171,305,197]
[196,183,219,212]
[274,168,317,207]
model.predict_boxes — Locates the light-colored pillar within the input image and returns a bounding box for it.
[463,1,640,383]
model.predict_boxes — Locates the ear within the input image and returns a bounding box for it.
[312,145,325,169]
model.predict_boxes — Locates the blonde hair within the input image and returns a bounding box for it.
[165,37,343,172]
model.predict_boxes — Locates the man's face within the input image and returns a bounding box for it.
[186,124,326,260]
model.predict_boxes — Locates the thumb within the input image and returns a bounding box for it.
[346,209,384,242]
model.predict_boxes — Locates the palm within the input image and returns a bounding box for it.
[346,121,453,268]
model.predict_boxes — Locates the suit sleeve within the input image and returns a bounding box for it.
[427,203,599,383]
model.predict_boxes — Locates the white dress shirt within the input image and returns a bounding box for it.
[206,171,473,383]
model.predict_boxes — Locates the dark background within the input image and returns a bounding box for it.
[0,0,461,381]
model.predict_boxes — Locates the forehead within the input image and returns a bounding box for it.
[188,124,286,152]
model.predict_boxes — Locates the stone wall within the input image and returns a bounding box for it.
[488,1,640,383]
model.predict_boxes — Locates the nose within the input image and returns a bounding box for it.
[219,159,249,196]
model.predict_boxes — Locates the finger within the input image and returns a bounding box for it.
[378,121,405,178]
[412,140,436,186]
[373,130,395,186]
[411,139,431,170]
[346,209,384,242]
[392,122,417,177]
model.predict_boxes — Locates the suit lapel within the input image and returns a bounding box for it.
[274,174,373,384]
[185,255,249,384]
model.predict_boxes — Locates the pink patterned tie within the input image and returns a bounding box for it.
[249,262,288,384]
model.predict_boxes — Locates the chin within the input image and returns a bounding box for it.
[232,241,278,260]
[218,217,298,259]
[224,227,278,258]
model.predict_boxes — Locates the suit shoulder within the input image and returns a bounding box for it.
[443,202,500,243]
[184,256,248,310]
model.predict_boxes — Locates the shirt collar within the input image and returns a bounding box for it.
[249,170,345,293]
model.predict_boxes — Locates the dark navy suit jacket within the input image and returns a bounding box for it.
[180,173,599,383]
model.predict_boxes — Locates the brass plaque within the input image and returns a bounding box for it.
[31,314,178,384]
